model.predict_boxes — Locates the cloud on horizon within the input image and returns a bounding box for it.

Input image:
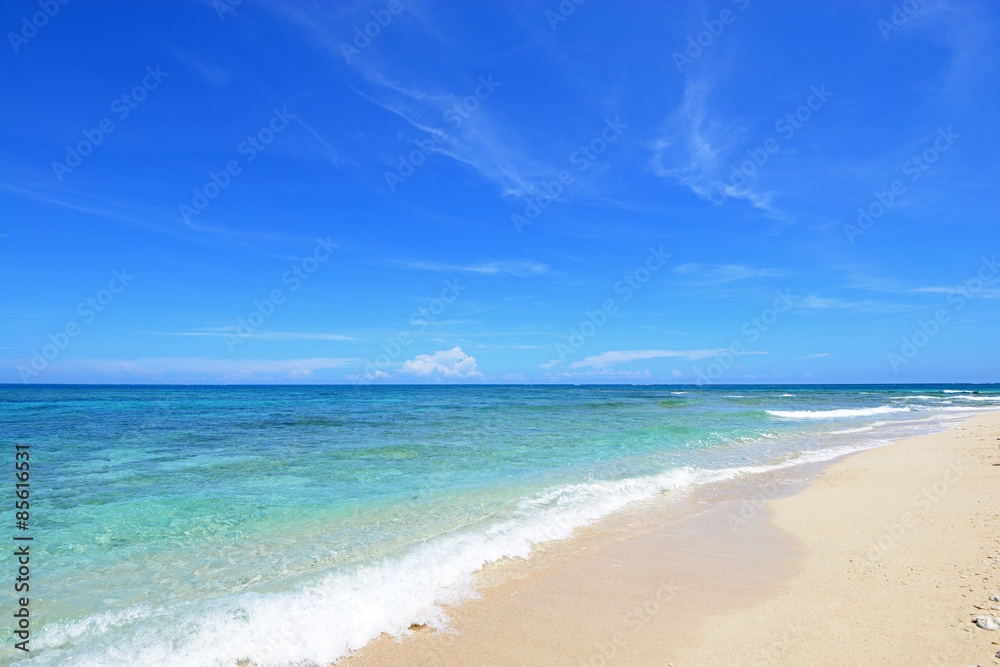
[568,348,729,369]
[400,346,483,379]
[19,356,360,383]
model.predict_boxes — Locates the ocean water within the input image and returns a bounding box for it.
[1,384,998,666]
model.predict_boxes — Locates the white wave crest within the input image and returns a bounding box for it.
[767,406,911,420]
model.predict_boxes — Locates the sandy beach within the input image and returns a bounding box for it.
[344,411,1000,666]
[11,2,999,663]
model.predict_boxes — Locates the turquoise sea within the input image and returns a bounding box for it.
[2,384,998,666]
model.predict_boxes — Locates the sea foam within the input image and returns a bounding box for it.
[766,406,911,419]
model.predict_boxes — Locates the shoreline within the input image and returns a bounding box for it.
[342,411,1000,666]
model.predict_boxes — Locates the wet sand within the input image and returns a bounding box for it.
[343,412,1000,666]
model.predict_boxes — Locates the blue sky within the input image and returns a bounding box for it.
[1,0,998,384]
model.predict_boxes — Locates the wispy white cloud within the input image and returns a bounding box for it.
[343,66,544,197]
[0,181,317,252]
[889,1,995,104]
[293,118,344,167]
[910,286,1000,298]
[798,295,905,312]
[36,356,360,382]
[797,352,831,359]
[167,46,231,86]
[840,271,907,293]
[257,2,548,198]
[389,259,553,277]
[674,263,789,283]
[649,77,779,215]
[543,368,654,379]
[473,344,545,349]
[838,265,999,300]
[568,348,728,369]
[152,329,359,342]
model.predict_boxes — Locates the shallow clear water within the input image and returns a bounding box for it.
[1,384,997,666]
